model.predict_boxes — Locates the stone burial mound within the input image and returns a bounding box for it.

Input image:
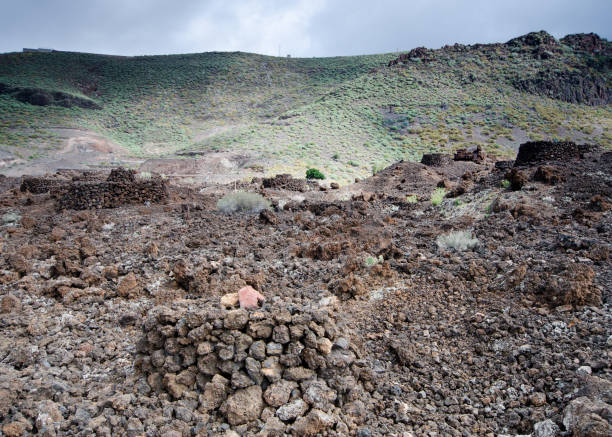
[514,141,599,167]
[420,153,452,167]
[57,168,168,210]
[135,298,374,435]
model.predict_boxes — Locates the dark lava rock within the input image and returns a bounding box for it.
[505,168,528,191]
[0,83,102,109]
[506,31,558,48]
[514,141,598,166]
[534,165,565,185]
[454,146,485,163]
[495,160,514,171]
[513,68,611,105]
[421,153,452,167]
[560,33,612,56]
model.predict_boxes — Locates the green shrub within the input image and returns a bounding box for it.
[501,179,510,188]
[217,191,270,214]
[364,255,383,267]
[306,168,325,180]
[405,195,418,203]
[371,163,385,175]
[436,230,479,251]
[430,187,446,206]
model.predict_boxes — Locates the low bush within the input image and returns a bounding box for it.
[306,168,325,180]
[217,191,270,214]
[436,230,479,251]
[364,255,383,267]
[2,211,20,225]
[371,163,385,175]
[430,187,447,206]
[137,171,152,180]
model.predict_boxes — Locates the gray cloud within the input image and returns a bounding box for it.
[1,0,610,56]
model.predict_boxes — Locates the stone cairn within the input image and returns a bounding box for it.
[135,300,373,434]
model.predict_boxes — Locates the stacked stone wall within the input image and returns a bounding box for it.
[57,179,168,210]
[20,177,65,194]
[514,141,599,166]
[135,301,372,432]
[262,174,309,192]
[420,153,452,167]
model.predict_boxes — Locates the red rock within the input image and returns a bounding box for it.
[238,286,265,309]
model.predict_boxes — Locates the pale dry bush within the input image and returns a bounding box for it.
[436,230,479,251]
[217,191,270,213]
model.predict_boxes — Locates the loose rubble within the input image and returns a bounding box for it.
[0,141,610,435]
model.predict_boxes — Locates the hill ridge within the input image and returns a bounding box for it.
[0,30,610,182]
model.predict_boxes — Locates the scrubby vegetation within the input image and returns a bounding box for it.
[365,255,383,267]
[0,31,610,182]
[436,230,480,251]
[216,191,270,214]
[430,187,446,206]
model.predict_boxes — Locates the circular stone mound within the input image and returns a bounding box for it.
[514,141,598,167]
[421,153,452,167]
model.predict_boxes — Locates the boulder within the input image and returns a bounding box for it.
[224,385,264,425]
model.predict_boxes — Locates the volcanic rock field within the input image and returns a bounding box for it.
[0,141,610,436]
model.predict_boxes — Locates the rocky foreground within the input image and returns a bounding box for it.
[0,142,610,436]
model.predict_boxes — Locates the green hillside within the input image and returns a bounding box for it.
[1,31,610,182]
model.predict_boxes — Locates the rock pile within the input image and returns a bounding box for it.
[262,174,309,192]
[454,146,486,163]
[534,165,565,185]
[514,141,598,166]
[107,167,136,183]
[513,69,612,105]
[20,177,65,194]
[135,300,371,434]
[494,160,514,171]
[58,177,168,210]
[560,32,612,55]
[420,153,452,167]
[388,47,434,66]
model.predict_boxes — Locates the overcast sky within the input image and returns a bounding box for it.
[1,0,611,57]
